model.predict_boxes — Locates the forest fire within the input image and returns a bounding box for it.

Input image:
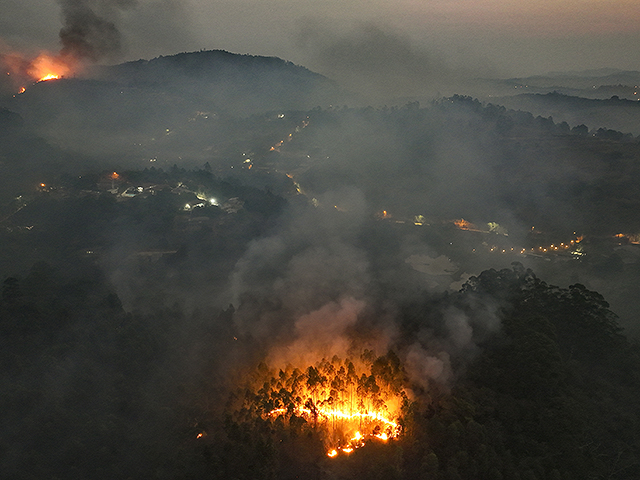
[268,404,400,457]
[28,53,72,83]
[454,218,473,230]
[234,351,407,459]
[39,74,60,82]
[453,218,486,232]
[3,51,75,92]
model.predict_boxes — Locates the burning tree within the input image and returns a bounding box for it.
[227,350,410,458]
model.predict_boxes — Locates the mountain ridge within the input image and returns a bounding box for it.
[90,49,331,86]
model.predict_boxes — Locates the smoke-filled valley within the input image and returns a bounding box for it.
[2,49,640,479]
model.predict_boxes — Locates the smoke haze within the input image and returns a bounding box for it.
[57,0,137,61]
[297,22,464,104]
[1,12,640,473]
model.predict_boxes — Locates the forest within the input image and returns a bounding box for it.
[2,259,639,479]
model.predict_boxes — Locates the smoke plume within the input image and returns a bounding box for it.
[57,0,136,61]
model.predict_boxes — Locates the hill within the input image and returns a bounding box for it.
[0,50,342,161]
[90,50,342,114]
[492,92,640,136]
[473,69,640,102]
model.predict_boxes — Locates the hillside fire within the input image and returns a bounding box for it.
[3,51,75,93]
[29,53,73,83]
[230,351,407,458]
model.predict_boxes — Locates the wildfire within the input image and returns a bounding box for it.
[269,405,400,438]
[613,233,640,244]
[268,406,399,457]
[3,51,76,93]
[323,429,391,456]
[28,53,72,83]
[454,218,472,230]
[39,74,60,82]
[236,351,407,459]
[453,218,484,232]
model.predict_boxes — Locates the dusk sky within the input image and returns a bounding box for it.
[2,0,640,78]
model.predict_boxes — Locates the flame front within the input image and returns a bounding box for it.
[28,53,71,83]
[269,405,400,443]
[237,352,406,458]
[454,218,475,230]
[3,51,75,93]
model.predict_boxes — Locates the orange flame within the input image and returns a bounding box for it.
[269,406,400,435]
[255,354,404,458]
[28,53,72,83]
[3,51,76,92]
[454,218,474,230]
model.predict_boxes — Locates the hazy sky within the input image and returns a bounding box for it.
[2,0,640,78]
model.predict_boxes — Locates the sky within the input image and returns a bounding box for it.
[2,0,640,79]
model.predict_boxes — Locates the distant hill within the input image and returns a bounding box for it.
[95,50,324,83]
[492,92,640,135]
[0,50,343,160]
[508,70,640,90]
[89,50,342,113]
[473,69,640,101]
[545,67,632,77]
